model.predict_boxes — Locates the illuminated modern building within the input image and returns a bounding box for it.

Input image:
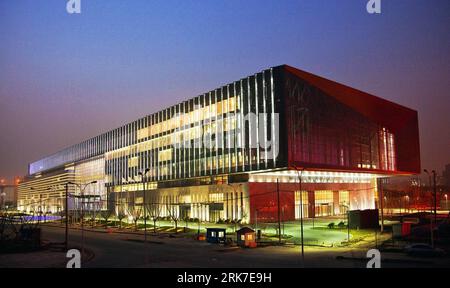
[1,177,21,210]
[18,65,420,223]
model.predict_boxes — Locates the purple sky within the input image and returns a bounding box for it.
[0,0,449,183]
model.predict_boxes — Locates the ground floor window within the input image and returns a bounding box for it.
[338,190,350,215]
[294,190,352,218]
[295,191,308,219]
[314,190,334,217]
[209,209,222,222]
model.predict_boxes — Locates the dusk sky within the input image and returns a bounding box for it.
[0,0,449,182]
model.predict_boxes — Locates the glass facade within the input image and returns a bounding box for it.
[20,65,420,223]
[284,71,398,172]
[29,68,281,187]
[28,65,417,183]
[18,168,76,213]
[73,157,106,211]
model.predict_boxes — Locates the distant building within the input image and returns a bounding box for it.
[0,177,21,209]
[18,65,421,222]
[443,164,450,188]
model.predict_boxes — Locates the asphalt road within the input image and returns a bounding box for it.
[37,225,450,268]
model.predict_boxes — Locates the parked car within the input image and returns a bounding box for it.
[404,243,445,257]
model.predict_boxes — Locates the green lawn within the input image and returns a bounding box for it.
[69,216,380,247]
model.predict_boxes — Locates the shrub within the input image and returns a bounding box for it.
[328,222,335,229]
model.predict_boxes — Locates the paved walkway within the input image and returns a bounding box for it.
[0,248,67,268]
[2,224,449,268]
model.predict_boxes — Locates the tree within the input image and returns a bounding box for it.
[0,208,15,242]
[166,196,180,234]
[240,210,249,225]
[232,219,240,232]
[128,205,142,231]
[116,210,126,229]
[1,209,38,244]
[183,216,190,233]
[89,210,96,228]
[146,195,161,234]
[100,210,113,229]
[90,197,102,228]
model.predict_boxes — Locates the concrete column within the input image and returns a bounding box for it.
[308,191,315,218]
[333,191,340,215]
[223,192,228,220]
[231,192,235,220]
[236,192,239,220]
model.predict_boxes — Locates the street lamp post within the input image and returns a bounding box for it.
[423,169,436,221]
[424,169,438,223]
[347,208,350,242]
[341,204,350,242]
[65,183,69,250]
[423,169,437,248]
[197,203,201,237]
[45,185,61,220]
[291,164,305,267]
[68,181,97,261]
[138,168,150,264]
[255,208,258,231]
[432,171,437,224]
[39,194,42,221]
[29,187,44,222]
[276,178,281,244]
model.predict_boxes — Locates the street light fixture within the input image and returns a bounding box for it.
[290,164,305,267]
[44,185,66,224]
[68,181,97,261]
[424,169,437,224]
[340,203,350,242]
[29,187,43,220]
[138,168,150,265]
[423,169,437,248]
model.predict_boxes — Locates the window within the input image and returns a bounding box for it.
[315,191,333,204]
[295,191,308,218]
[339,191,349,206]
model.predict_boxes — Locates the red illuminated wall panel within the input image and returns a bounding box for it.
[276,65,420,175]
